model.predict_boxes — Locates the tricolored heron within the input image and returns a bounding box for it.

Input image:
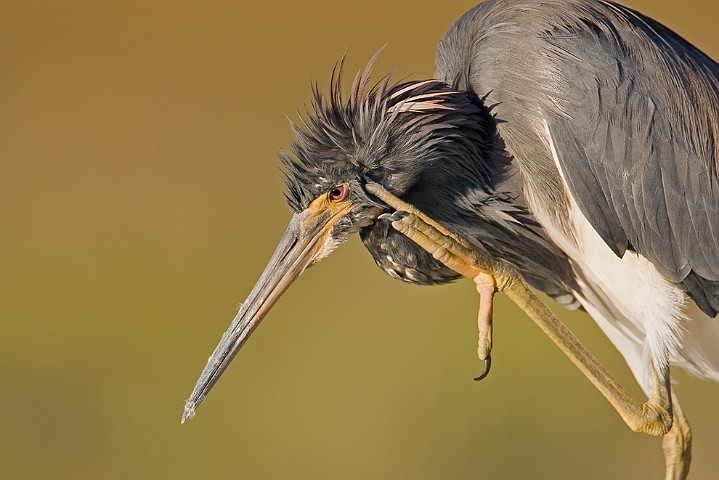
[183,1,718,478]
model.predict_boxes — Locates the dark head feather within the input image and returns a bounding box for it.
[281,53,491,212]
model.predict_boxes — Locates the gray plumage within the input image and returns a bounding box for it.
[437,0,719,316]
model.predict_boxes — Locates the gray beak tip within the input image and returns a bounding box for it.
[181,400,198,424]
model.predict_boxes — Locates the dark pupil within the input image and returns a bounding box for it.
[330,187,343,199]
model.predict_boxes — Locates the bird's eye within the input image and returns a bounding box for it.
[328,184,348,202]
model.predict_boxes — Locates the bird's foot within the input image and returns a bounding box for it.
[379,210,497,378]
[366,181,676,439]
[367,182,503,378]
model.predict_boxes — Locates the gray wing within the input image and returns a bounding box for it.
[437,0,719,315]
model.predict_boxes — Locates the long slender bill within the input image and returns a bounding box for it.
[182,200,346,423]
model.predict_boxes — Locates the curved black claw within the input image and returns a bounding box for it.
[473,354,492,381]
[378,211,409,222]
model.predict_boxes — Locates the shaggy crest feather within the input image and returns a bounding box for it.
[280,54,492,212]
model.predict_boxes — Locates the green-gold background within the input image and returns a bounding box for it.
[2,1,718,478]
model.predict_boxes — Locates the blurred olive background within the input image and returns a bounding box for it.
[1,1,718,479]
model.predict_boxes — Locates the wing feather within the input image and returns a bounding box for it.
[436,0,719,315]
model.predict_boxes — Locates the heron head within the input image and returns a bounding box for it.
[183,55,490,422]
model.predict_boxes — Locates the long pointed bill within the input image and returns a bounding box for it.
[182,196,351,423]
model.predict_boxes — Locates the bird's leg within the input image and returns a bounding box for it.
[394,210,673,434]
[364,182,674,437]
[663,391,692,480]
[473,273,494,381]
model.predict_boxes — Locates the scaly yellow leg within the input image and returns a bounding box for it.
[473,272,494,381]
[664,392,692,480]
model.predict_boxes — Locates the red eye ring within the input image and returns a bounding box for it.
[328,184,348,202]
